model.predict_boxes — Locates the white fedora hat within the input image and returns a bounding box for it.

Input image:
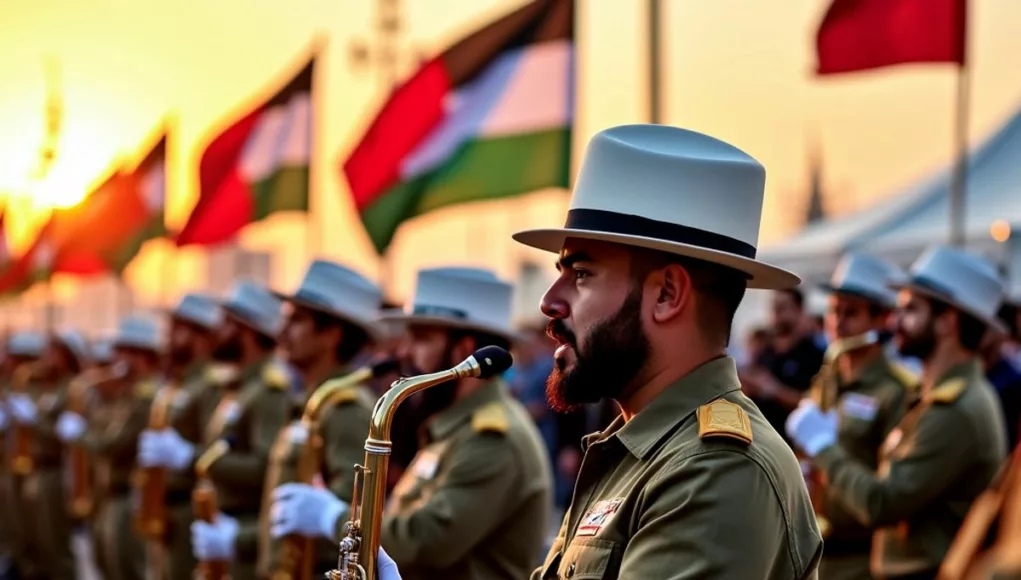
[892,246,1006,333]
[512,124,800,290]
[821,252,905,309]
[171,293,224,332]
[7,331,45,358]
[274,259,382,340]
[53,329,91,368]
[113,316,163,353]
[379,267,518,342]
[221,280,283,339]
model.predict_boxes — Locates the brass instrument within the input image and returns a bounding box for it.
[807,330,880,538]
[66,363,129,518]
[137,380,176,538]
[193,439,232,580]
[328,346,513,580]
[280,359,399,580]
[9,361,44,476]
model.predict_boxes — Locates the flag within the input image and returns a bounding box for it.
[0,208,9,268]
[816,0,966,75]
[344,0,574,254]
[55,134,167,275]
[175,55,314,247]
[0,219,56,296]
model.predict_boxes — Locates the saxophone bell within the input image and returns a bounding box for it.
[329,346,513,580]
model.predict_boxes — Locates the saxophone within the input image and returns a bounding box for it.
[9,361,44,476]
[807,330,879,538]
[279,358,399,580]
[66,363,129,518]
[136,379,176,538]
[193,439,232,580]
[328,346,512,580]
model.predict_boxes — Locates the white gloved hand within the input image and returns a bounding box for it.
[137,430,164,467]
[269,482,349,540]
[190,513,239,561]
[8,394,37,425]
[160,428,196,471]
[0,406,8,431]
[378,547,403,580]
[56,412,87,442]
[786,399,839,457]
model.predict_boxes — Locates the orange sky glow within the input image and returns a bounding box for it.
[1,0,1020,329]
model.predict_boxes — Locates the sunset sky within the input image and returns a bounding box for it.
[1,0,1020,324]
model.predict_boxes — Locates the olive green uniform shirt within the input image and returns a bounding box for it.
[164,361,219,499]
[378,379,552,580]
[203,357,292,565]
[534,356,822,580]
[811,354,912,552]
[257,367,376,577]
[816,359,1008,578]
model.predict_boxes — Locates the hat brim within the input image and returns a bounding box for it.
[221,304,278,339]
[272,291,383,343]
[377,312,525,344]
[818,283,894,309]
[891,280,1008,335]
[512,228,800,290]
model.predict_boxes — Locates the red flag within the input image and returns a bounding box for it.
[815,0,966,75]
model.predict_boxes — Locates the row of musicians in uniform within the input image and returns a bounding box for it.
[0,259,556,580]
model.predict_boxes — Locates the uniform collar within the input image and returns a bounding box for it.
[426,380,506,442]
[585,356,742,460]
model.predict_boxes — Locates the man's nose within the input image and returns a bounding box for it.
[540,283,569,320]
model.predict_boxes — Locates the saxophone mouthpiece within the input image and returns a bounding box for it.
[370,357,400,378]
[470,346,513,379]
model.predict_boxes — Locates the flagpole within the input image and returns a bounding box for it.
[949,0,971,248]
[648,0,661,124]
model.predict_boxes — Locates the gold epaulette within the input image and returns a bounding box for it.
[134,379,158,399]
[697,398,753,444]
[890,362,920,391]
[205,364,238,386]
[262,362,290,390]
[472,401,508,435]
[929,378,967,404]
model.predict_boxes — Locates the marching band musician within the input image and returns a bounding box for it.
[788,246,1009,579]
[809,253,917,579]
[273,266,553,580]
[258,259,384,577]
[0,331,45,579]
[135,293,225,580]
[56,316,163,580]
[188,281,291,580]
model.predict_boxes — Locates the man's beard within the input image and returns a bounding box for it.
[212,336,242,363]
[897,319,937,360]
[169,344,194,368]
[545,287,650,413]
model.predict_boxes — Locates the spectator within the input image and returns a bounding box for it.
[505,323,557,465]
[981,303,1021,450]
[740,288,825,443]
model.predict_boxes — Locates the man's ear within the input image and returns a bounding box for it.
[650,264,692,324]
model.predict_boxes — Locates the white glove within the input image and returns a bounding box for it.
[137,430,164,467]
[0,406,8,431]
[137,429,195,471]
[8,394,37,425]
[190,513,239,561]
[786,399,839,457]
[56,412,87,442]
[378,547,402,580]
[269,482,349,540]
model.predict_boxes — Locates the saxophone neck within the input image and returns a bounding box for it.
[195,440,231,479]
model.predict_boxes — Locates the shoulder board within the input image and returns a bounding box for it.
[929,378,967,404]
[205,364,238,386]
[472,401,509,435]
[134,379,158,399]
[890,363,920,391]
[697,398,753,444]
[262,362,290,390]
[319,379,360,406]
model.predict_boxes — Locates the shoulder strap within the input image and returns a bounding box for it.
[697,398,753,444]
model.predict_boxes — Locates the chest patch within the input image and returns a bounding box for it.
[841,393,879,422]
[576,498,623,537]
[412,450,441,480]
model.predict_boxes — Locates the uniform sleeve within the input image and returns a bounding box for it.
[817,404,975,528]
[209,387,291,486]
[617,448,820,580]
[380,433,519,569]
[322,402,371,503]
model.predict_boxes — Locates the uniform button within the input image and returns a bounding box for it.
[566,562,576,577]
